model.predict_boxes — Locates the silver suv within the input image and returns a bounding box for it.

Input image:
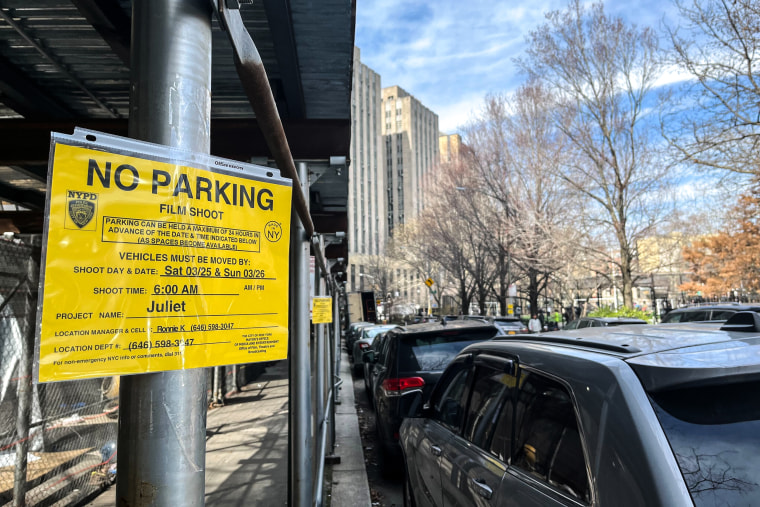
[400,312,760,506]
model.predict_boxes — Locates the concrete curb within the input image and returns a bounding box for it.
[327,349,372,507]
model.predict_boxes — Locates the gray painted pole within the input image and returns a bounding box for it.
[315,237,325,454]
[289,161,312,506]
[117,1,211,505]
[330,290,339,451]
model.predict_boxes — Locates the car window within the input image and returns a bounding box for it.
[431,365,472,433]
[463,364,514,449]
[710,310,736,321]
[378,332,393,365]
[661,312,682,323]
[681,310,709,322]
[577,319,592,329]
[398,333,488,372]
[512,370,590,502]
[564,320,579,330]
[371,333,384,355]
[650,380,760,506]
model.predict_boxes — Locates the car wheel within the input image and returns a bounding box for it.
[403,469,416,507]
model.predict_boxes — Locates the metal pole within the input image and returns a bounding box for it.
[289,161,312,506]
[329,283,339,451]
[13,261,38,507]
[315,238,325,459]
[117,1,211,505]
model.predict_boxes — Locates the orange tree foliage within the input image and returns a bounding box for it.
[681,179,760,298]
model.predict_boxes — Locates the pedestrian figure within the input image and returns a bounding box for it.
[529,314,542,333]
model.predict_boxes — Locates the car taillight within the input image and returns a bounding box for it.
[359,342,370,349]
[381,377,424,397]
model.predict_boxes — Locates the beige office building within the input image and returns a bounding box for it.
[349,48,386,258]
[382,85,439,237]
[439,133,462,163]
[347,73,441,311]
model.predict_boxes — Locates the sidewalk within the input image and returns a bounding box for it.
[327,350,372,507]
[85,352,370,506]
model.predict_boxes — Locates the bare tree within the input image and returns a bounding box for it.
[521,0,674,307]
[463,83,579,316]
[361,254,395,306]
[403,158,496,315]
[664,0,760,175]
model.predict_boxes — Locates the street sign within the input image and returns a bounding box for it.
[36,129,293,382]
[425,277,434,288]
[312,297,333,323]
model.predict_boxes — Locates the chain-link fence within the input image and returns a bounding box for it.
[0,234,117,506]
[0,235,268,506]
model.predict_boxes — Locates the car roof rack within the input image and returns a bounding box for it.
[720,311,760,332]
[492,333,642,354]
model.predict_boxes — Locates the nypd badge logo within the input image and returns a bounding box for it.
[65,190,98,231]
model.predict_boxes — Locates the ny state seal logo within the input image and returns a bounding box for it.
[65,190,98,231]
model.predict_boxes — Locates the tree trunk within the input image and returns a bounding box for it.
[528,268,540,317]
[620,248,634,307]
[498,250,508,316]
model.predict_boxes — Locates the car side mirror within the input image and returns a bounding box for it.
[362,350,376,363]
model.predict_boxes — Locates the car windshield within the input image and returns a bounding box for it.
[649,380,760,506]
[398,333,487,372]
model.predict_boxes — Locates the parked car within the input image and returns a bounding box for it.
[350,324,400,375]
[345,321,374,351]
[363,320,501,468]
[491,316,529,335]
[660,303,760,324]
[400,311,760,506]
[563,316,647,329]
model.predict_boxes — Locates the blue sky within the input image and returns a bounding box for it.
[355,0,684,133]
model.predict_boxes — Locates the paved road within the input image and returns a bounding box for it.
[350,363,403,507]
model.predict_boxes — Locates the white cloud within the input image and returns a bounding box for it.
[356,0,693,133]
[436,93,489,134]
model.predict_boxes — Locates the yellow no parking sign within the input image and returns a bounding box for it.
[35,129,292,382]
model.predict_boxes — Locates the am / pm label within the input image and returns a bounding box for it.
[36,134,292,382]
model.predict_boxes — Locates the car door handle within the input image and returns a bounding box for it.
[470,478,493,500]
[429,445,442,457]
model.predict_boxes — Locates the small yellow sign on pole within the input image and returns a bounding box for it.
[425,278,434,288]
[35,129,293,382]
[312,297,333,324]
